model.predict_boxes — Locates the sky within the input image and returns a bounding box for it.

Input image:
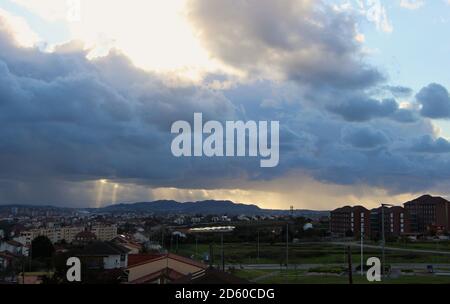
[0,0,449,210]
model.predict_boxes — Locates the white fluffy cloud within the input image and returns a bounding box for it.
[400,0,425,10]
[0,8,39,47]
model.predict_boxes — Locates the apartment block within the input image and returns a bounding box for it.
[91,225,118,241]
[19,227,85,245]
[404,195,450,233]
[370,206,409,239]
[330,205,370,238]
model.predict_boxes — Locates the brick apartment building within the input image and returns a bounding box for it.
[404,195,450,233]
[330,205,370,238]
[370,206,409,239]
[331,195,450,238]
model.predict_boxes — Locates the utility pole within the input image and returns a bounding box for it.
[361,222,364,276]
[257,230,260,263]
[209,243,214,267]
[381,205,385,278]
[286,223,289,270]
[221,233,225,271]
[347,246,353,284]
[195,235,198,259]
[381,203,394,278]
[28,242,32,272]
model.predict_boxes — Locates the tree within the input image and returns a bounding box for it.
[31,236,55,259]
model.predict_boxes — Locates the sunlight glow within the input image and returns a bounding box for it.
[68,0,219,79]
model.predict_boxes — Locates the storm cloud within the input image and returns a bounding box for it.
[0,3,449,208]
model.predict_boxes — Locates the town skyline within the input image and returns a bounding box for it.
[0,193,448,213]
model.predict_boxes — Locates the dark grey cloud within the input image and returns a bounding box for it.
[328,98,398,121]
[0,13,449,206]
[410,135,450,153]
[188,0,383,90]
[416,83,450,119]
[342,126,389,149]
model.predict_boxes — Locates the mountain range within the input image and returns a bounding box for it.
[95,200,329,217]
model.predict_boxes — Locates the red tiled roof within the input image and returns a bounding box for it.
[127,254,164,267]
[167,253,207,269]
[128,268,185,284]
[127,253,207,270]
[0,251,20,259]
[6,240,23,247]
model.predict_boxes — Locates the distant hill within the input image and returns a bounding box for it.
[97,200,330,217]
[0,200,330,217]
[99,200,263,215]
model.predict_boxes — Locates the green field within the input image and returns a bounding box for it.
[176,242,450,265]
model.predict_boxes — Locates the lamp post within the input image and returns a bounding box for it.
[189,226,235,271]
[360,222,364,277]
[286,223,289,270]
[381,203,394,278]
[257,230,260,264]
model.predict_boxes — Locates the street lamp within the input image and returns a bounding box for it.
[189,226,235,271]
[381,203,394,278]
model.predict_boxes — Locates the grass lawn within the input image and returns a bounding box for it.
[176,242,450,265]
[382,241,450,252]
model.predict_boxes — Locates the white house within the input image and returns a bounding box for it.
[74,241,130,270]
[133,232,149,243]
[303,223,313,231]
[237,215,250,221]
[174,217,185,225]
[0,240,24,256]
[191,217,202,224]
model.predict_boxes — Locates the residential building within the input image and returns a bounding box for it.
[133,232,149,243]
[73,230,97,245]
[72,241,130,270]
[91,225,118,241]
[0,251,17,269]
[330,206,370,238]
[370,206,409,239]
[18,227,85,245]
[0,240,25,256]
[404,195,450,233]
[112,235,142,254]
[126,253,207,284]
